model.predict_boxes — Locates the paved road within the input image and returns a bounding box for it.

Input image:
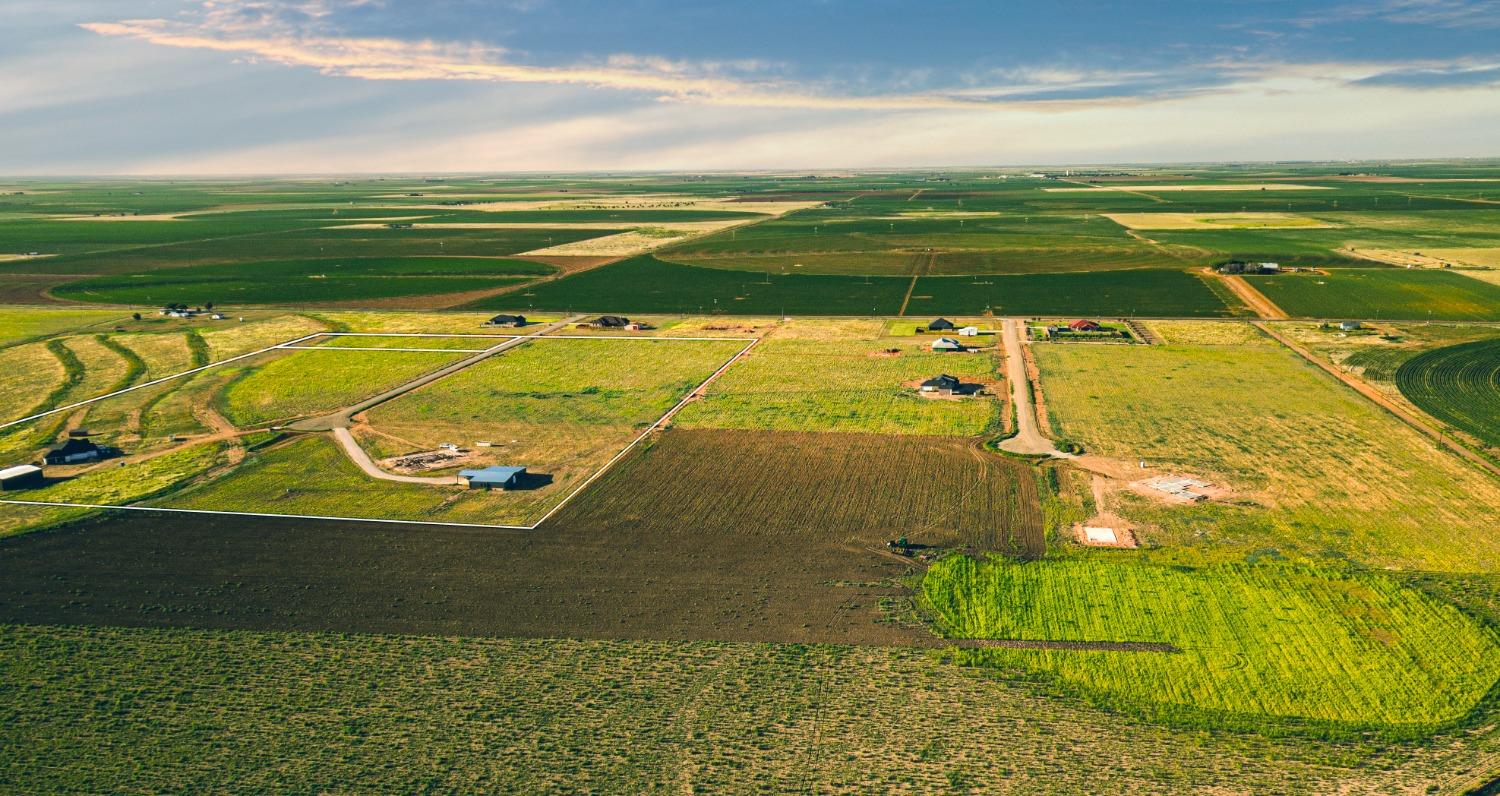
[997,318,1064,456]
[1256,321,1500,479]
[331,427,460,485]
[288,316,580,432]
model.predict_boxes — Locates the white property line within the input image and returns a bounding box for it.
[0,331,325,432]
[5,329,761,531]
[0,500,532,530]
[281,345,493,353]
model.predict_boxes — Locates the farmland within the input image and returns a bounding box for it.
[2,168,1500,793]
[1247,269,1500,320]
[923,555,1500,736]
[1033,334,1500,571]
[1395,337,1500,449]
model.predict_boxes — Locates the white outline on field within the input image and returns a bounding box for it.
[2,327,758,531]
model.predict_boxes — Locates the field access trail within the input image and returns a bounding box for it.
[1204,268,1288,319]
[997,318,1064,456]
[288,316,581,433]
[331,427,459,485]
[1255,321,1500,479]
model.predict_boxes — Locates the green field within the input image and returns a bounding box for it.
[219,348,465,426]
[53,257,553,305]
[908,269,1239,317]
[923,555,1500,736]
[1395,337,1500,448]
[1033,337,1500,572]
[1247,269,1500,320]
[676,336,1000,436]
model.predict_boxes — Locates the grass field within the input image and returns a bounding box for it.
[0,306,127,344]
[219,348,465,426]
[1033,337,1500,571]
[923,555,1500,736]
[907,269,1239,317]
[1395,337,1500,449]
[675,336,1000,436]
[1246,269,1500,320]
[6,623,1495,794]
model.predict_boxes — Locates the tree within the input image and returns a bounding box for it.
[132,312,141,321]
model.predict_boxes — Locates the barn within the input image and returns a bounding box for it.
[459,466,528,490]
[931,337,964,352]
[928,318,956,331]
[485,314,527,327]
[0,464,44,491]
[43,439,107,465]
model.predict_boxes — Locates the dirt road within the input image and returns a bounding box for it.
[998,319,1064,456]
[331,427,460,485]
[1256,322,1500,479]
[1204,268,1288,319]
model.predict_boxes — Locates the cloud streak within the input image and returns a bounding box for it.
[81,13,1222,112]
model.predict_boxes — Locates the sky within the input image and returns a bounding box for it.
[2,0,1499,173]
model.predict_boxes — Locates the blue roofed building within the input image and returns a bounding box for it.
[459,466,527,490]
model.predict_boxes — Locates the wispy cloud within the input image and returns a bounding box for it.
[1298,0,1500,29]
[80,4,1217,112]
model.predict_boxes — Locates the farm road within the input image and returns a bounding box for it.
[332,427,459,485]
[998,318,1066,457]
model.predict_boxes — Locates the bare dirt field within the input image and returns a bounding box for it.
[0,429,1043,645]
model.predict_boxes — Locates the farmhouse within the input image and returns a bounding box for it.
[485,314,527,327]
[459,465,527,490]
[43,438,113,465]
[928,318,956,331]
[592,315,631,328]
[1068,319,1103,332]
[0,464,44,491]
[931,337,964,352]
[920,374,962,394]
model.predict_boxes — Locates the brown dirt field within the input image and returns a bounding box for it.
[0,274,86,304]
[0,428,1044,645]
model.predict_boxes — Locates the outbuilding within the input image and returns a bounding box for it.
[1339,320,1363,331]
[459,465,527,490]
[931,337,964,352]
[0,464,44,491]
[43,438,107,465]
[486,314,527,327]
[920,374,962,394]
[928,318,956,331]
[594,315,631,328]
[957,326,981,337]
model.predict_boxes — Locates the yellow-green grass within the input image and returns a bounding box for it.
[1,442,228,536]
[1034,338,1500,571]
[5,625,1492,794]
[158,434,541,525]
[1140,320,1265,346]
[675,337,1000,437]
[0,307,128,345]
[219,348,467,427]
[198,314,330,361]
[308,310,558,334]
[310,335,496,350]
[923,555,1500,736]
[111,332,196,377]
[0,343,64,424]
[369,338,748,429]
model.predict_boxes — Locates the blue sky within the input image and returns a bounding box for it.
[2,0,1499,172]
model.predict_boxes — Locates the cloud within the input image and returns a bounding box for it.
[1298,0,1500,29]
[1351,61,1500,87]
[80,8,1217,112]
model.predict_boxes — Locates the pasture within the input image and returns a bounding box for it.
[4,623,1489,794]
[923,555,1500,736]
[1033,337,1500,571]
[675,336,1001,436]
[219,348,466,426]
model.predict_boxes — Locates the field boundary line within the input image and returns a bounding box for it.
[528,335,760,529]
[0,331,325,432]
[1255,321,1500,479]
[0,499,532,530]
[282,345,492,353]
